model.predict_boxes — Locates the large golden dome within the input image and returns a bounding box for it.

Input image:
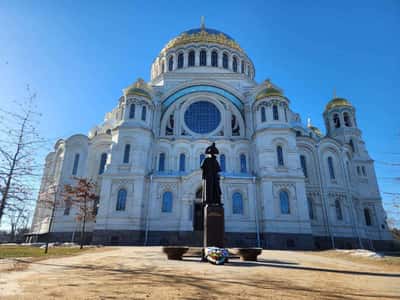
[162,27,243,53]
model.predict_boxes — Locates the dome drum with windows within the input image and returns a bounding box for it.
[151,19,255,80]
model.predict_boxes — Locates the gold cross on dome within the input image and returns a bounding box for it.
[201,16,205,30]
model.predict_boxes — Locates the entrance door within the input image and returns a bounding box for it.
[193,202,204,231]
[193,187,204,231]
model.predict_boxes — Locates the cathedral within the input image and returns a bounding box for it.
[29,23,393,250]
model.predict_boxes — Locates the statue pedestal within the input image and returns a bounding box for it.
[203,204,225,248]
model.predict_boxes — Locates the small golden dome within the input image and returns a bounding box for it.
[255,80,284,100]
[124,78,151,99]
[308,125,323,137]
[325,97,352,111]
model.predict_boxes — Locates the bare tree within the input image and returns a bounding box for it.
[0,86,44,224]
[64,178,98,249]
[8,204,30,242]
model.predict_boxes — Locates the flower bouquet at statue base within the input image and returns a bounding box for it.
[205,247,229,265]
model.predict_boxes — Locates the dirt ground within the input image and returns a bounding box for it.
[0,247,399,300]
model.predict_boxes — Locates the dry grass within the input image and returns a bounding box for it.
[0,245,91,259]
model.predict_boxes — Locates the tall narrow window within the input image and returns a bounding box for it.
[64,199,72,216]
[328,157,335,179]
[123,144,130,163]
[349,139,355,152]
[162,191,173,212]
[222,52,228,69]
[343,112,352,127]
[273,104,279,120]
[240,154,247,173]
[188,50,195,66]
[335,199,343,220]
[158,153,165,172]
[179,153,186,172]
[280,191,290,214]
[211,51,218,67]
[300,155,308,178]
[346,161,351,180]
[129,103,135,119]
[364,208,372,226]
[220,154,226,172]
[116,189,127,211]
[72,153,80,176]
[232,192,244,214]
[357,166,361,176]
[333,114,340,128]
[200,50,207,66]
[200,154,205,166]
[277,146,284,166]
[177,53,184,69]
[232,56,238,72]
[99,153,107,175]
[141,106,147,121]
[161,61,165,73]
[168,56,173,71]
[361,166,366,176]
[241,61,245,73]
[307,197,314,219]
[261,107,266,122]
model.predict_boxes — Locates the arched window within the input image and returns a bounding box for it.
[200,154,205,166]
[349,139,355,152]
[168,56,173,71]
[328,157,335,179]
[141,106,147,121]
[211,51,218,67]
[357,166,361,176]
[277,146,284,166]
[188,50,195,66]
[364,208,372,226]
[200,50,207,66]
[222,52,228,69]
[261,107,266,122]
[123,144,130,163]
[158,153,165,172]
[280,191,290,214]
[129,103,135,119]
[307,197,314,219]
[232,192,244,214]
[333,113,340,128]
[300,155,308,178]
[72,153,80,176]
[177,53,184,69]
[99,153,107,175]
[220,154,226,172]
[240,154,247,173]
[179,153,186,172]
[273,104,279,120]
[232,56,238,72]
[161,61,165,73]
[116,189,127,211]
[241,61,245,73]
[162,191,173,212]
[335,199,343,220]
[343,112,352,127]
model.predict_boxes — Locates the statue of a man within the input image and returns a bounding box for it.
[201,143,222,205]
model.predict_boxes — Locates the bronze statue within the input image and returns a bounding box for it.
[201,143,222,205]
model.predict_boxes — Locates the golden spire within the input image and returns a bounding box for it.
[201,16,205,30]
[333,87,336,99]
[264,78,271,88]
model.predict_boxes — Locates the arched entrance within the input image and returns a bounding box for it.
[193,187,204,231]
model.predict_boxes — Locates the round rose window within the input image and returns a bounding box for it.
[184,101,221,134]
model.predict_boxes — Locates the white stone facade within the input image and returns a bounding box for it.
[30,26,393,249]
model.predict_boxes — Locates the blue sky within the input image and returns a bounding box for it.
[0,0,399,227]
